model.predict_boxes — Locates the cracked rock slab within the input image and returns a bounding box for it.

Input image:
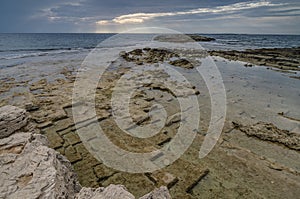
[0,105,172,199]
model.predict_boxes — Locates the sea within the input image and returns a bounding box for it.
[0,33,300,69]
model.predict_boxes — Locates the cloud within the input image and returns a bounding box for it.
[96,20,110,25]
[96,0,284,25]
[32,0,93,23]
[6,0,296,33]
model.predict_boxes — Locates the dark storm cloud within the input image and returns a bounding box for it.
[0,0,299,33]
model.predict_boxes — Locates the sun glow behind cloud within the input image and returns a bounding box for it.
[96,1,284,25]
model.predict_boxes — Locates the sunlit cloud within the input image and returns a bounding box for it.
[96,20,110,25]
[96,1,284,25]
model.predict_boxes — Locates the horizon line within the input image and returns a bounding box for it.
[0,32,300,36]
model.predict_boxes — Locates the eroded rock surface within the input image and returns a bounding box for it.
[76,185,135,199]
[140,186,171,199]
[233,121,300,150]
[0,105,31,138]
[0,106,81,199]
[0,105,172,199]
[1,44,299,198]
[210,47,300,71]
[120,48,204,69]
[77,185,170,199]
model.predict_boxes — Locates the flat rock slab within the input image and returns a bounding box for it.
[0,105,172,198]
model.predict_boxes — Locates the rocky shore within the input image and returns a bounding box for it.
[209,47,300,71]
[0,44,299,198]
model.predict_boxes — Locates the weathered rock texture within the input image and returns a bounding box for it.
[233,121,300,151]
[0,105,171,199]
[76,185,170,199]
[0,105,81,199]
[0,105,35,138]
[1,45,300,198]
[120,48,205,69]
[209,47,300,71]
[76,185,135,199]
[1,59,204,198]
[140,186,171,199]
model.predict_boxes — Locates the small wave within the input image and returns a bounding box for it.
[0,61,25,69]
[0,46,94,53]
[0,52,49,60]
[0,48,89,60]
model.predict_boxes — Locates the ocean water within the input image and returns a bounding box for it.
[0,33,114,68]
[200,34,300,50]
[0,33,299,69]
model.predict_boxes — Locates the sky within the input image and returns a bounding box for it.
[0,0,299,34]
